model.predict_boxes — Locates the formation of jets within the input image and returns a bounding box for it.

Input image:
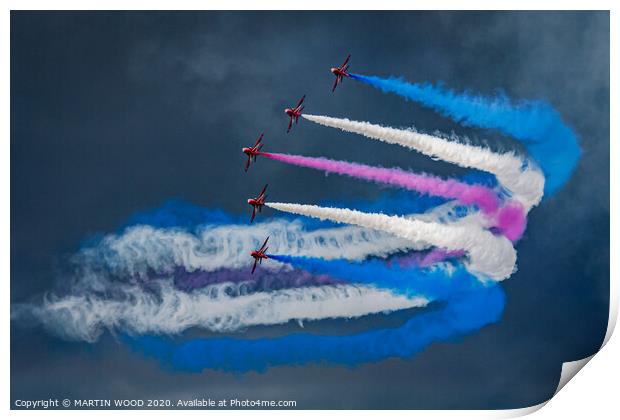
[247,54,352,273]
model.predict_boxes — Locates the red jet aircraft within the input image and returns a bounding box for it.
[330,54,351,92]
[247,184,268,223]
[284,95,305,133]
[242,132,264,172]
[250,236,270,274]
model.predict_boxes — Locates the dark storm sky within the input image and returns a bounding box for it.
[11,11,609,409]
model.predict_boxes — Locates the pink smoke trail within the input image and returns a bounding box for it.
[494,202,527,242]
[260,152,526,242]
[389,249,467,269]
[260,152,499,212]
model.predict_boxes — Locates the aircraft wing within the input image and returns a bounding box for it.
[259,236,269,252]
[341,54,351,67]
[251,259,258,274]
[250,207,257,223]
[295,95,305,109]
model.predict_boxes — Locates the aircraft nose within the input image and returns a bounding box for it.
[247,198,252,204]
[330,67,337,74]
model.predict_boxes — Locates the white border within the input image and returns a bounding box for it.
[3,2,616,418]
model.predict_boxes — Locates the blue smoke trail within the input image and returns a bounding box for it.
[350,74,581,195]
[124,277,504,373]
[124,199,243,230]
[268,255,479,301]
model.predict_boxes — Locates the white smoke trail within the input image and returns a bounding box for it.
[75,211,464,278]
[266,202,516,281]
[302,114,545,211]
[13,280,427,342]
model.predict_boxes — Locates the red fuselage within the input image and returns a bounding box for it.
[247,197,264,207]
[330,55,351,92]
[331,67,349,77]
[250,236,270,273]
[284,96,305,133]
[242,147,256,157]
[284,108,301,118]
[250,250,268,260]
[242,146,260,172]
[247,184,268,223]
